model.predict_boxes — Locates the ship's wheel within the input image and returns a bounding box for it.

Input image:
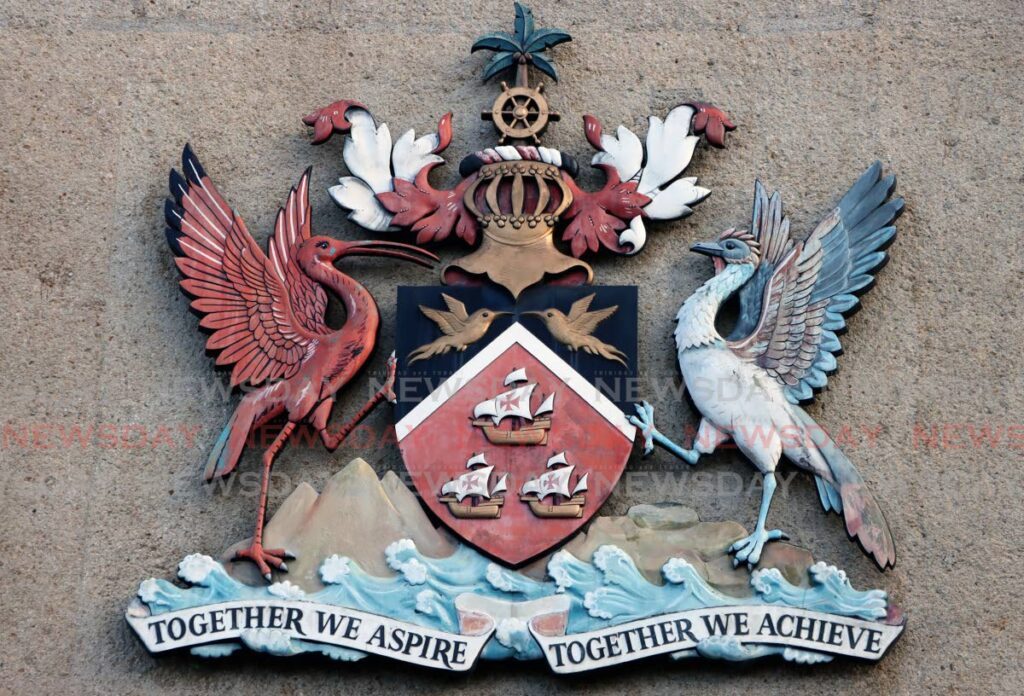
[483,82,559,143]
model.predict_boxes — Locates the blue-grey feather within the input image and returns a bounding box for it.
[815,475,843,513]
[849,201,902,243]
[823,315,845,331]
[828,294,859,314]
[836,160,881,212]
[786,382,812,403]
[805,368,828,388]
[728,264,772,341]
[851,252,888,277]
[728,180,785,341]
[850,226,897,257]
[845,175,896,229]
[814,353,837,372]
[846,274,875,294]
[819,331,842,353]
[811,252,853,301]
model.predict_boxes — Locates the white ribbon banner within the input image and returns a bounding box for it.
[126,599,493,671]
[529,605,904,673]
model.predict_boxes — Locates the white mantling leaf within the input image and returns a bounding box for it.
[617,215,647,254]
[592,124,643,182]
[637,105,697,194]
[343,108,394,193]
[329,178,394,231]
[391,128,442,182]
[643,177,710,220]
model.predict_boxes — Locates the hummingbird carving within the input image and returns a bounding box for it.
[525,293,627,366]
[408,293,508,363]
[630,162,903,570]
[165,145,437,580]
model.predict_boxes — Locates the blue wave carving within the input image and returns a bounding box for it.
[136,540,891,663]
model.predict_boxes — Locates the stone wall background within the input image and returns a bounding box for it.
[1,0,1022,692]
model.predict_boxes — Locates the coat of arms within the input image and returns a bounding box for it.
[127,3,905,674]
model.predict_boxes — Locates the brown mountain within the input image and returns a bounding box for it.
[223,458,455,591]
[224,459,813,595]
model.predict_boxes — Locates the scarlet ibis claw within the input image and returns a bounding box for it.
[234,543,295,582]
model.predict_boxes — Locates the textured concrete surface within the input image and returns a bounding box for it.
[1,0,1022,692]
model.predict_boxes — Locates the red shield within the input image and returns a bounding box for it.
[396,323,636,565]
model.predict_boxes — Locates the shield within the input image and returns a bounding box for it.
[394,285,637,565]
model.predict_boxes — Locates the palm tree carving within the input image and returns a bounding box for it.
[471,1,572,83]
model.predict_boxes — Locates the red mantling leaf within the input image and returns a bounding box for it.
[685,101,737,148]
[562,167,651,257]
[303,99,367,145]
[582,114,604,150]
[434,112,453,153]
[378,166,478,245]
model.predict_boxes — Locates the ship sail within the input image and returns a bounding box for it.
[571,472,589,496]
[546,451,568,468]
[441,465,495,502]
[520,464,575,500]
[466,452,488,468]
[533,393,555,417]
[473,384,536,425]
[492,473,509,495]
[504,367,528,385]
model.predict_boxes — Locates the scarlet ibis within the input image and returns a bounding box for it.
[165,145,437,580]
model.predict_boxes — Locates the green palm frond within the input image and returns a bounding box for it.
[514,2,535,43]
[471,32,521,54]
[524,28,571,54]
[471,2,572,82]
[529,53,558,81]
[482,51,518,81]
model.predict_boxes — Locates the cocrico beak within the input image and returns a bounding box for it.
[690,241,725,257]
[338,240,439,268]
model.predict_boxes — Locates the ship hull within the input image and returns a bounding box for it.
[439,495,505,519]
[473,416,551,445]
[519,494,586,518]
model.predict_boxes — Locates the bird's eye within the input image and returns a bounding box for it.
[317,241,329,249]
[724,241,735,249]
[482,312,490,317]
[547,312,553,318]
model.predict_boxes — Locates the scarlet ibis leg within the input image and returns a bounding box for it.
[234,421,297,581]
[315,354,398,451]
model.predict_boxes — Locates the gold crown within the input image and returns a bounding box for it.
[462,161,574,245]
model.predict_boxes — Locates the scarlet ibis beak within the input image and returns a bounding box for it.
[339,240,439,268]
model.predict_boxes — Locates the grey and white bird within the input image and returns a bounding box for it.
[631,162,903,570]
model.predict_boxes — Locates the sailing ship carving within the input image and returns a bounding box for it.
[439,453,509,519]
[471,368,554,445]
[519,451,588,518]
